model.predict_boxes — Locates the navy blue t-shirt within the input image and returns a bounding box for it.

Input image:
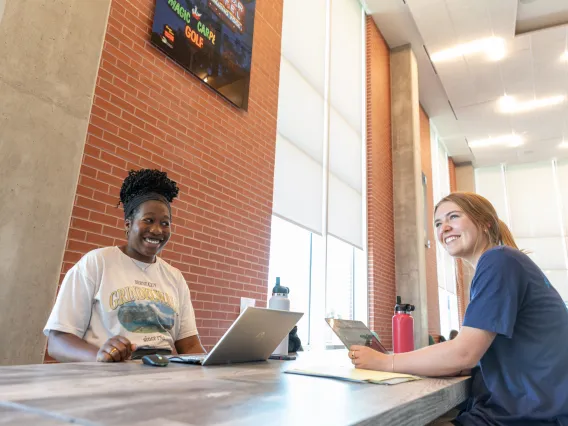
[457,246,568,426]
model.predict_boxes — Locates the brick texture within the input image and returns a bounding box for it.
[366,17,396,350]
[448,159,467,325]
[420,107,440,340]
[57,0,283,351]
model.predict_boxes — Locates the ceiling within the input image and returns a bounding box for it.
[363,0,568,167]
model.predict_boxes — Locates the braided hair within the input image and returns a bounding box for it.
[119,169,179,220]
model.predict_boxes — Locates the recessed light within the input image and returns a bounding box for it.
[559,141,568,149]
[430,37,506,63]
[469,134,523,149]
[498,95,566,113]
[561,51,568,61]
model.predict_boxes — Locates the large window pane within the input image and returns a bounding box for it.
[353,247,368,324]
[506,162,562,238]
[326,235,355,320]
[272,0,366,348]
[475,166,509,226]
[475,160,568,308]
[268,216,311,346]
[324,235,362,347]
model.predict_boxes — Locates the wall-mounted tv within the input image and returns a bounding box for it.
[151,0,256,110]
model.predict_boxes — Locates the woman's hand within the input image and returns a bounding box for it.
[349,345,391,371]
[96,336,137,362]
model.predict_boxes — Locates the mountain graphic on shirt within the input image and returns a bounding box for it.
[117,300,175,333]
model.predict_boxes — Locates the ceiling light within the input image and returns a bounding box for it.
[430,37,506,63]
[559,141,568,149]
[561,51,568,61]
[469,134,523,149]
[498,95,566,113]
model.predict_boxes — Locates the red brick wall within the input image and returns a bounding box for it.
[366,17,395,350]
[58,0,283,350]
[448,159,466,325]
[420,107,440,340]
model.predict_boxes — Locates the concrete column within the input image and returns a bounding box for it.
[0,0,111,365]
[455,163,476,301]
[390,45,428,349]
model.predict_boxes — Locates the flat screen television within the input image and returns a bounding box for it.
[151,0,256,110]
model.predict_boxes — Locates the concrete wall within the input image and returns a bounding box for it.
[0,0,111,365]
[390,46,428,349]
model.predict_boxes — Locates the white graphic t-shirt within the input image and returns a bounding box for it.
[44,247,198,352]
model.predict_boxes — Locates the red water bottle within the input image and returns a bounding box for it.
[392,296,415,353]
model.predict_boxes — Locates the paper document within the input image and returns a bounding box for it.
[285,364,421,385]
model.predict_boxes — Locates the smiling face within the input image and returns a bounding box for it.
[434,201,488,265]
[124,200,171,263]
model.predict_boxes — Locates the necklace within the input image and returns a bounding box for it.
[119,246,155,272]
[130,257,154,272]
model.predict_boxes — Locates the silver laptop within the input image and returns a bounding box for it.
[168,307,303,366]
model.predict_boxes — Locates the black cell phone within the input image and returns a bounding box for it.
[269,354,297,360]
[131,347,172,360]
[325,318,389,354]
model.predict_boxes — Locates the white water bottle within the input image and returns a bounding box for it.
[269,277,290,356]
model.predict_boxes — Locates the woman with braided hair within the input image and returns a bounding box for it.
[44,169,205,362]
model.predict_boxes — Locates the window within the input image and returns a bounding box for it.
[475,161,568,305]
[270,0,367,349]
[430,125,459,337]
[267,216,312,345]
[268,216,367,348]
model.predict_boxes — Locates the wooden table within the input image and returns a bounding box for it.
[0,350,470,425]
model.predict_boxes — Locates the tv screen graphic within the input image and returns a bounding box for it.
[151,0,256,110]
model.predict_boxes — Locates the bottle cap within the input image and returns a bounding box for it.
[272,277,289,295]
[395,295,415,313]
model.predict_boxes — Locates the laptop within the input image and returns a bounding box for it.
[325,318,388,354]
[168,307,303,366]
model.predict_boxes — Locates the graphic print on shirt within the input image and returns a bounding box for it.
[109,280,177,334]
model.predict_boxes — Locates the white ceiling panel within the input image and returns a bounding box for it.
[499,46,533,95]
[454,102,510,138]
[368,0,568,166]
[510,108,565,140]
[442,136,471,156]
[488,0,517,38]
[445,2,493,43]
[471,63,505,104]
[403,0,568,167]
[533,66,567,97]
[409,0,455,50]
[432,114,462,139]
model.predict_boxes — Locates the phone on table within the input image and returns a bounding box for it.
[325,318,388,354]
[269,354,297,360]
[131,347,172,360]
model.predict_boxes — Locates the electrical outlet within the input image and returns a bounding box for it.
[240,297,255,313]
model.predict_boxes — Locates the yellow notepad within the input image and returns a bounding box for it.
[285,364,421,385]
